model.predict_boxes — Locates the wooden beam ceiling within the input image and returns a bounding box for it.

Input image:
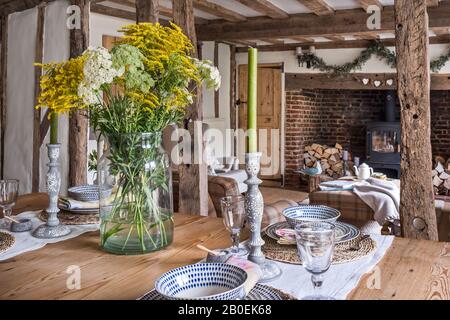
[197,4,450,42]
[91,3,136,20]
[99,0,209,24]
[233,0,289,19]
[193,0,247,22]
[235,35,450,52]
[106,0,171,17]
[296,0,334,16]
[0,0,56,16]
[427,0,440,7]
[258,38,284,45]
[356,0,383,11]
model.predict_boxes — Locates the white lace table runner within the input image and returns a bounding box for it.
[265,234,394,300]
[0,211,99,261]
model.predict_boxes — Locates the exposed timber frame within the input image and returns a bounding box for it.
[135,0,159,23]
[395,0,438,240]
[68,0,89,188]
[173,0,209,216]
[32,3,46,192]
[0,14,7,179]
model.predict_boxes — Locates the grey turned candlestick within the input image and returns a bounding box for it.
[244,152,281,282]
[33,144,71,239]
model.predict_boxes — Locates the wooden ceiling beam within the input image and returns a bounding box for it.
[258,38,284,45]
[233,0,289,19]
[0,0,56,16]
[93,1,209,24]
[228,39,258,47]
[198,4,450,41]
[295,0,334,16]
[432,26,450,35]
[324,36,346,41]
[356,0,383,11]
[91,3,136,21]
[193,0,247,22]
[235,35,450,52]
[289,36,315,42]
[427,0,440,7]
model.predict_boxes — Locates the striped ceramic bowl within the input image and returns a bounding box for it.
[155,263,248,300]
[282,205,341,228]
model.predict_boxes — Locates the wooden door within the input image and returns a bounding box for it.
[238,65,282,179]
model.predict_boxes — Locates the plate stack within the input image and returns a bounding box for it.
[58,185,111,215]
[263,205,376,264]
[268,205,360,245]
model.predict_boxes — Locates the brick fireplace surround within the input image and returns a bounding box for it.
[284,89,450,186]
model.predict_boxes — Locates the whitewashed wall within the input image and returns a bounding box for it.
[5,1,71,195]
[4,8,37,194]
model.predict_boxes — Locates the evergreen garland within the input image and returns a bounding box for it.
[298,40,450,76]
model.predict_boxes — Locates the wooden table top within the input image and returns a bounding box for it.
[0,193,449,300]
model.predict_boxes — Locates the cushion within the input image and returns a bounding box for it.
[216,170,248,193]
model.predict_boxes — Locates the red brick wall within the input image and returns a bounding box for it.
[284,89,450,186]
[431,91,450,159]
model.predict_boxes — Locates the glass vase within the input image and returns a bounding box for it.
[98,132,174,255]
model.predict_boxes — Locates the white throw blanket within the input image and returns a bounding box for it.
[353,178,400,225]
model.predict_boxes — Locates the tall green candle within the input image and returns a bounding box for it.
[247,47,258,153]
[50,113,58,144]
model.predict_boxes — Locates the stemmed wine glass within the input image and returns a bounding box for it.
[0,179,19,230]
[295,221,336,300]
[220,195,248,256]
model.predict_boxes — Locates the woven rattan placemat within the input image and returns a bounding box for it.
[38,211,99,225]
[262,234,377,265]
[0,232,15,253]
[139,284,297,300]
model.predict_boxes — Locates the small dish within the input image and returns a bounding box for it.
[155,263,247,300]
[10,218,33,232]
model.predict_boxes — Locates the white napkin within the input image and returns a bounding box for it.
[58,197,99,210]
[226,255,262,295]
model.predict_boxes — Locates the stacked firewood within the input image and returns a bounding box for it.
[432,156,450,195]
[303,143,353,178]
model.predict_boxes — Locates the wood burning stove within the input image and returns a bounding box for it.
[366,91,401,178]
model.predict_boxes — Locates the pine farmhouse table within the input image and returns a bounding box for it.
[0,193,449,300]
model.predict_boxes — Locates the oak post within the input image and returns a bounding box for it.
[135,0,159,23]
[0,15,7,179]
[32,4,46,192]
[395,0,438,240]
[173,0,208,216]
[229,44,237,155]
[69,0,89,187]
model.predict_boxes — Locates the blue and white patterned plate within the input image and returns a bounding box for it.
[140,283,293,300]
[282,205,341,228]
[265,221,359,244]
[155,263,248,300]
